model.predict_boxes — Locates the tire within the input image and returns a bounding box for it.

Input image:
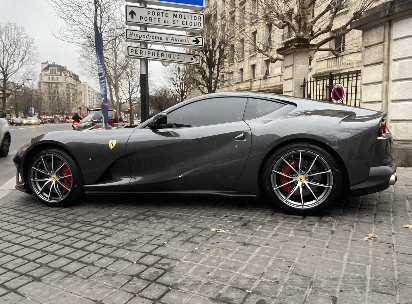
[28,148,83,207]
[262,143,343,215]
[0,135,10,157]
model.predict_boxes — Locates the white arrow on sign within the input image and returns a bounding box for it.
[125,6,204,32]
[126,46,201,65]
[126,29,204,48]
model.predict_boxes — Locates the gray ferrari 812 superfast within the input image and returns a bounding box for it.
[13,92,397,214]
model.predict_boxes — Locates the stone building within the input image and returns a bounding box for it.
[206,0,386,95]
[79,82,99,111]
[38,62,81,116]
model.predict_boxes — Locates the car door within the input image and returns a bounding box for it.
[126,97,251,192]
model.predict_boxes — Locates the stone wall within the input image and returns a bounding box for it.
[352,0,412,166]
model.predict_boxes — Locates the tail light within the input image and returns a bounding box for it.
[378,120,387,137]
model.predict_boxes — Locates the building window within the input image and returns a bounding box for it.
[239,39,244,60]
[251,31,257,54]
[50,68,57,74]
[252,0,258,14]
[229,45,235,63]
[266,24,272,47]
[335,34,345,53]
[265,60,270,76]
[240,68,244,82]
[251,64,256,79]
[239,6,245,29]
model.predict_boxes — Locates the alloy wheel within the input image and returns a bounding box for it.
[29,153,73,203]
[271,149,333,209]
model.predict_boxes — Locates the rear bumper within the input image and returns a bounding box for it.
[349,164,397,197]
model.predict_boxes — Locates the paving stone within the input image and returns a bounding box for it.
[159,289,190,303]
[101,289,133,304]
[121,278,151,294]
[0,292,24,303]
[138,282,169,300]
[85,285,115,301]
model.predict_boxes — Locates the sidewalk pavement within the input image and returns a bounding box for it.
[0,168,411,304]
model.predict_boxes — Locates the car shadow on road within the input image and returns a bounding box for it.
[75,192,353,218]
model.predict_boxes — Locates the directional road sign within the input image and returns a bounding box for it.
[126,6,204,32]
[126,46,201,65]
[331,84,345,103]
[126,29,204,48]
[127,0,204,11]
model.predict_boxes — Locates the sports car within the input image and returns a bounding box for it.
[13,92,397,214]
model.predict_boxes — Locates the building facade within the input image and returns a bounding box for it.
[79,82,99,111]
[206,0,386,95]
[38,62,81,116]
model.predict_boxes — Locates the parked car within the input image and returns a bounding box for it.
[9,117,22,126]
[73,108,117,131]
[0,113,11,157]
[22,117,41,126]
[13,92,396,214]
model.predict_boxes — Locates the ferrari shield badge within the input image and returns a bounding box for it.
[109,140,116,149]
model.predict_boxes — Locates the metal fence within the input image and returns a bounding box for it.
[302,71,361,107]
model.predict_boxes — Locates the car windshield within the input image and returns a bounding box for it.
[81,111,103,123]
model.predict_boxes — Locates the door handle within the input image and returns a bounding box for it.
[234,133,246,141]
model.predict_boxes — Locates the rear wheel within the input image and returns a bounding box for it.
[28,149,83,207]
[0,135,10,157]
[262,143,343,215]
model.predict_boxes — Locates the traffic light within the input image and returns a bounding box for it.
[79,105,82,109]
[127,106,130,111]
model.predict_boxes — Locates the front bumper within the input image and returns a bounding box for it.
[349,164,397,197]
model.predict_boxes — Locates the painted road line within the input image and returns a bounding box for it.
[0,176,16,201]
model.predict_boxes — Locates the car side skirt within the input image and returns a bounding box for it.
[83,190,258,198]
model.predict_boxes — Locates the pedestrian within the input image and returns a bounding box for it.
[72,112,81,123]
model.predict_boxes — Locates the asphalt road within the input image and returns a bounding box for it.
[0,123,73,188]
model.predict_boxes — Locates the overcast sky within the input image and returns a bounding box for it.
[0,0,174,92]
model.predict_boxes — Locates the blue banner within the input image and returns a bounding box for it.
[94,19,109,126]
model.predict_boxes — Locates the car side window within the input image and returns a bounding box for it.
[167,97,247,127]
[244,98,285,120]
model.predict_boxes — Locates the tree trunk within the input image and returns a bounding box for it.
[2,77,7,112]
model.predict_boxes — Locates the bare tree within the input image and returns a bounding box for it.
[120,59,140,124]
[188,12,230,94]
[0,22,38,111]
[232,0,379,63]
[150,87,178,114]
[165,63,193,103]
[49,0,128,114]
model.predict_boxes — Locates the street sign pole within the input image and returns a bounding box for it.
[140,1,149,123]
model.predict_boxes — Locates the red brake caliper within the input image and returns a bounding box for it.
[280,159,294,193]
[61,164,71,193]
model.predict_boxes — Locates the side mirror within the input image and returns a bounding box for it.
[148,113,167,128]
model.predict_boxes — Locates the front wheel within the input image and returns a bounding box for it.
[262,143,343,215]
[0,135,10,157]
[28,149,83,207]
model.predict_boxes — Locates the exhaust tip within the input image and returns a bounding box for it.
[389,173,397,186]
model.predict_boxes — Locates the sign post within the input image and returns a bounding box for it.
[126,29,204,48]
[139,1,149,123]
[127,46,201,64]
[125,6,204,32]
[331,84,345,103]
[125,0,204,122]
